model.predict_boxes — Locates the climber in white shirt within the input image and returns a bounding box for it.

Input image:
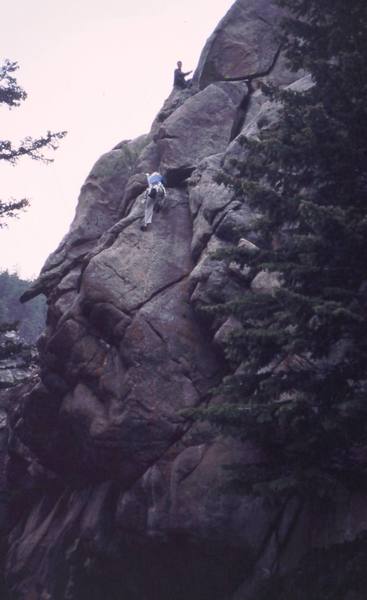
[141,172,167,231]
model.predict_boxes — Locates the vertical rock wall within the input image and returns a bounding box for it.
[5,1,367,599]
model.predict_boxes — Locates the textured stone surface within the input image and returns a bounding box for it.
[251,269,283,295]
[21,136,149,302]
[0,331,37,390]
[3,2,366,600]
[16,188,220,491]
[193,0,292,90]
[156,82,243,174]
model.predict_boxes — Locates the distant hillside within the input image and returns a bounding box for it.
[0,270,46,344]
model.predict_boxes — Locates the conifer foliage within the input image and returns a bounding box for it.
[0,59,66,226]
[0,61,64,386]
[202,0,367,496]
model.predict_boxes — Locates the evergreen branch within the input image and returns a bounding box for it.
[0,131,67,164]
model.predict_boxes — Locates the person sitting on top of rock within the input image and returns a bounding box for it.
[141,172,167,231]
[173,61,192,89]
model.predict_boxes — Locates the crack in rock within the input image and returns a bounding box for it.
[143,317,166,345]
[133,273,190,312]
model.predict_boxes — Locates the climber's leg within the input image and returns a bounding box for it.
[155,188,166,213]
[141,196,155,230]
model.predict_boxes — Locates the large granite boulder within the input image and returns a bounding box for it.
[193,0,294,90]
[155,82,243,173]
[22,187,219,488]
[5,2,367,599]
[21,135,149,302]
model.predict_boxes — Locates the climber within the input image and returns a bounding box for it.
[173,61,192,89]
[141,172,167,231]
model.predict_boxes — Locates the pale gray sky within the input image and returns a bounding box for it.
[1,0,234,279]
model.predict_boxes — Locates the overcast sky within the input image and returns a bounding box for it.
[1,0,234,279]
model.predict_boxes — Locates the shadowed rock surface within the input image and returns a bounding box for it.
[5,1,367,599]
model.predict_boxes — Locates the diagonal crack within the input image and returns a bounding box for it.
[255,14,276,28]
[101,261,130,285]
[76,215,143,293]
[133,272,190,312]
[176,445,209,486]
[143,317,166,345]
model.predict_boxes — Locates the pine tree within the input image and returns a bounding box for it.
[0,60,64,386]
[199,0,367,497]
[0,59,66,226]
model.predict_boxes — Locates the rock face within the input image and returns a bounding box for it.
[0,330,37,391]
[6,1,367,599]
[0,330,38,600]
[193,0,293,89]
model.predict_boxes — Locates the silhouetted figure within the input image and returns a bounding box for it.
[173,61,192,89]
